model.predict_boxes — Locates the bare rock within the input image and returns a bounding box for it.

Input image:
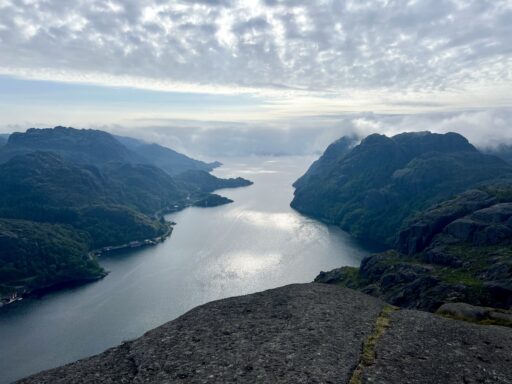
[362,310,512,384]
[16,284,512,384]
[17,284,385,384]
[437,302,512,326]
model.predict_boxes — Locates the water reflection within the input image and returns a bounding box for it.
[227,210,303,232]
[220,251,282,278]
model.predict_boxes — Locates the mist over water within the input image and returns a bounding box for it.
[0,156,368,384]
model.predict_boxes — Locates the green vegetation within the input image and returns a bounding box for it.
[349,306,397,384]
[0,127,252,300]
[0,219,104,293]
[175,170,253,193]
[292,131,512,247]
[307,132,512,311]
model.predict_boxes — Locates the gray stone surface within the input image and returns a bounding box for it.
[363,309,512,384]
[17,284,385,384]
[16,284,512,384]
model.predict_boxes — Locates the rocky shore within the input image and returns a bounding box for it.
[17,284,512,383]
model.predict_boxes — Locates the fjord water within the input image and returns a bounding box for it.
[0,156,368,384]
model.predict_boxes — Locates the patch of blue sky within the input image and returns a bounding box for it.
[0,75,261,109]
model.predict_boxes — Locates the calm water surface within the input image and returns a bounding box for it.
[0,156,368,383]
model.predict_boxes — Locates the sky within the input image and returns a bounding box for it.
[0,0,511,155]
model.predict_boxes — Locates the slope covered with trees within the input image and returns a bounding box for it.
[0,127,252,302]
[292,131,511,247]
[293,131,512,310]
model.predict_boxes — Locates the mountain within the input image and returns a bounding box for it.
[293,136,357,190]
[0,127,139,165]
[291,131,512,247]
[0,151,186,219]
[0,128,252,302]
[0,152,174,297]
[482,144,512,165]
[0,219,105,298]
[0,127,219,176]
[296,131,512,311]
[175,170,253,193]
[17,284,512,384]
[0,134,8,147]
[115,135,219,176]
[317,185,512,310]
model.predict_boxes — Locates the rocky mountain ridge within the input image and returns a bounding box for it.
[291,131,511,247]
[294,131,512,311]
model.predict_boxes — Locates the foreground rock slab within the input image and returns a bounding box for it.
[17,284,512,384]
[363,309,512,384]
[18,284,384,383]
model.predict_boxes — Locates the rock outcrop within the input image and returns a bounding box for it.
[316,184,512,311]
[17,284,512,384]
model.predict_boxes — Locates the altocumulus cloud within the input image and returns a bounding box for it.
[1,0,511,95]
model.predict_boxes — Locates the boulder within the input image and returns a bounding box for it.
[437,302,512,326]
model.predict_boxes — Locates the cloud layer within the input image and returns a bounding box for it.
[102,107,512,157]
[1,0,511,96]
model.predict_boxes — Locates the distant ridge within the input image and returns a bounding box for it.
[482,144,512,165]
[0,127,217,176]
[115,134,219,175]
[2,126,138,165]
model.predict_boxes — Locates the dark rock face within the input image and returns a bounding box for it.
[443,203,512,245]
[352,252,470,311]
[396,189,498,255]
[17,284,512,384]
[317,185,512,311]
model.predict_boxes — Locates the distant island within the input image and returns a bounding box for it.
[292,131,512,313]
[0,127,253,306]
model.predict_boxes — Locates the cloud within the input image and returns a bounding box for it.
[1,0,511,152]
[96,107,512,157]
[0,0,510,99]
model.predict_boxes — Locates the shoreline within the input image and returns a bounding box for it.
[90,221,175,257]
[0,184,251,308]
[0,222,175,308]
